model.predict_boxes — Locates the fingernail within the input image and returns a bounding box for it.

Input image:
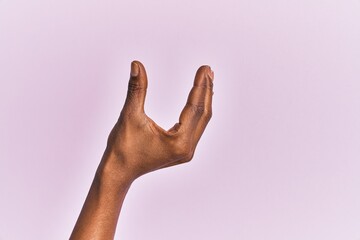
[131,61,139,77]
[207,68,214,81]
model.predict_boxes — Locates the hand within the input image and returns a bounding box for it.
[102,60,214,182]
[70,60,214,240]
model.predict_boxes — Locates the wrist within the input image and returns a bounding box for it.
[95,150,135,193]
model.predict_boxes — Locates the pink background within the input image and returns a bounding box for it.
[1,0,360,239]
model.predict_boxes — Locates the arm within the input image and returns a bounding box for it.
[70,60,214,240]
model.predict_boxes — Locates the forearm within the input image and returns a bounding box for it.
[70,152,133,240]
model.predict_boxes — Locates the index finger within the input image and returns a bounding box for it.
[177,65,214,137]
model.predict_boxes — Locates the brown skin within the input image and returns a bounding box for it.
[70,60,214,240]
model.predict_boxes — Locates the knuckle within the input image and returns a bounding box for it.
[172,140,193,161]
[197,81,208,89]
[187,103,205,115]
[186,103,212,120]
[194,80,213,90]
[183,151,194,162]
[128,80,141,93]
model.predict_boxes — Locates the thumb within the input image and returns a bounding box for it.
[124,60,148,113]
